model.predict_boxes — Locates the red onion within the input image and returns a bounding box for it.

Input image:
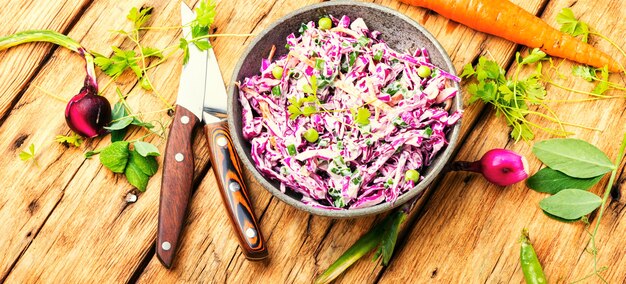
[450,149,529,186]
[0,30,112,137]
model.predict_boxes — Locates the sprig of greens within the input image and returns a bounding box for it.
[55,133,84,147]
[528,136,626,283]
[556,8,589,43]
[19,143,37,163]
[86,140,160,191]
[461,49,560,141]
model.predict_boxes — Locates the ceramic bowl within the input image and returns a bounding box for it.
[227,1,461,218]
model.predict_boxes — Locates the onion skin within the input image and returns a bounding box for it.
[450,149,529,186]
[64,84,112,138]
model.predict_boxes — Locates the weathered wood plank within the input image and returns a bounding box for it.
[137,0,547,283]
[0,0,93,123]
[0,0,206,282]
[380,0,626,282]
[0,0,95,279]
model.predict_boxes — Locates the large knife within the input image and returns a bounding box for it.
[156,2,268,268]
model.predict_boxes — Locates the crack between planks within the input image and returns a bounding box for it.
[0,0,95,130]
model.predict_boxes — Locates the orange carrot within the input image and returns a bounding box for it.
[400,0,621,72]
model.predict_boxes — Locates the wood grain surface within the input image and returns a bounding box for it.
[0,0,624,283]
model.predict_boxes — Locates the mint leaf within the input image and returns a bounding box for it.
[99,141,130,173]
[134,141,160,157]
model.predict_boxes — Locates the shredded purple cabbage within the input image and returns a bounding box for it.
[238,15,462,209]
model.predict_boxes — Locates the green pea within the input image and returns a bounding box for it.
[417,65,431,78]
[404,169,420,182]
[318,17,332,30]
[272,66,284,79]
[303,128,319,143]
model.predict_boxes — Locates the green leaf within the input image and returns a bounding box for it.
[572,65,597,82]
[520,48,548,65]
[542,210,581,222]
[139,76,152,91]
[125,160,149,191]
[302,84,314,95]
[556,8,589,43]
[376,211,407,265]
[19,143,36,161]
[105,116,133,131]
[460,63,475,78]
[99,141,130,173]
[527,167,603,194]
[179,38,190,65]
[511,123,534,142]
[128,149,158,176]
[134,141,160,157]
[592,66,610,96]
[539,188,601,220]
[94,47,140,79]
[55,133,83,147]
[532,138,614,178]
[127,7,153,29]
[195,0,216,28]
[141,46,163,59]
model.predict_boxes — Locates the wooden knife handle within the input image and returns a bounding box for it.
[205,121,268,260]
[157,105,200,268]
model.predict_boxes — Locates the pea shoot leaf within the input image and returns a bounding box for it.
[99,141,130,173]
[55,133,83,147]
[556,8,589,43]
[539,188,601,220]
[134,141,160,157]
[527,167,603,194]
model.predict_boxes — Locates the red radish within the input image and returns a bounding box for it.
[450,149,529,186]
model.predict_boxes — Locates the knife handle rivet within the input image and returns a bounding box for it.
[245,228,257,239]
[229,182,241,192]
[217,136,227,147]
[175,153,184,162]
[180,115,190,125]
[161,241,171,251]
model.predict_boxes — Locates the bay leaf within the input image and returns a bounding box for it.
[539,188,601,220]
[527,167,603,194]
[532,138,614,178]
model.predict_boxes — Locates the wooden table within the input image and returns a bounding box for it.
[1,0,625,283]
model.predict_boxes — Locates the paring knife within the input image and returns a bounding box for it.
[156,2,268,268]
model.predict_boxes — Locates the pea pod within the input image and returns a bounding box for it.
[520,229,547,284]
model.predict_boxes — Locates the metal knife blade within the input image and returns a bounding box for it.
[202,48,228,121]
[176,3,208,120]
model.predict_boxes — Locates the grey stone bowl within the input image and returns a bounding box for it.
[227,1,462,218]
